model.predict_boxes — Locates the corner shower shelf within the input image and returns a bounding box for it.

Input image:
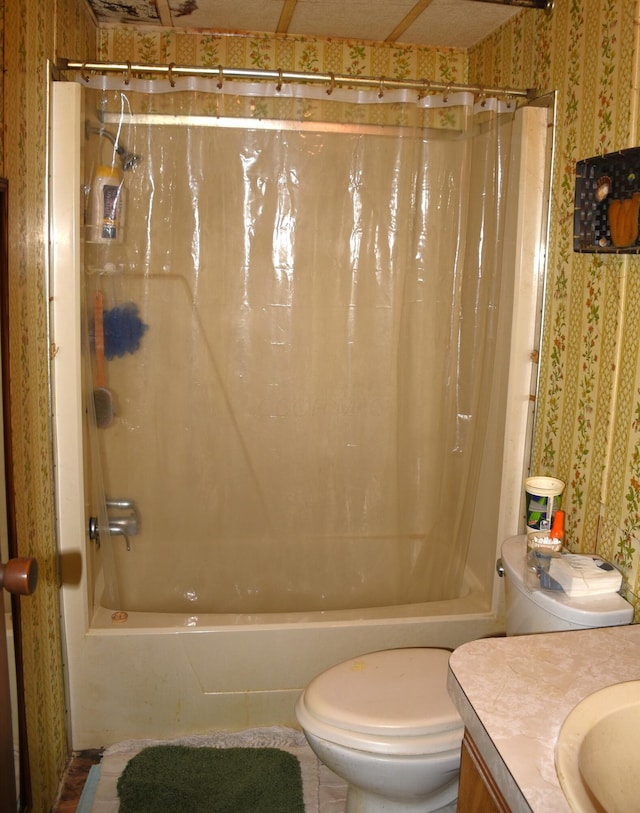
[574,147,640,254]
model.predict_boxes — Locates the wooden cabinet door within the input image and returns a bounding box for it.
[457,730,511,813]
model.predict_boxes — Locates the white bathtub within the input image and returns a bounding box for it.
[57,564,502,749]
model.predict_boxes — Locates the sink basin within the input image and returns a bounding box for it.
[555,680,640,812]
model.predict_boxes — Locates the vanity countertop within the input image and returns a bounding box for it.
[447,623,640,812]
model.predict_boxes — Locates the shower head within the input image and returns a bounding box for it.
[85,121,142,172]
[119,148,143,173]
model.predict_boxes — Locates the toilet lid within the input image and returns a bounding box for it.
[303,648,462,738]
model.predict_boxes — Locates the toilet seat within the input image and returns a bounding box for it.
[296,648,464,755]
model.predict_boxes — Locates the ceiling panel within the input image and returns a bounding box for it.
[402,0,520,48]
[85,0,524,49]
[286,0,419,44]
[167,0,284,33]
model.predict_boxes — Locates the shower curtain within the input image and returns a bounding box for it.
[79,73,515,612]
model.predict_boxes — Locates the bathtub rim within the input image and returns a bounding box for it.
[88,560,504,632]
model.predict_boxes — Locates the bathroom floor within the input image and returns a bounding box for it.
[52,734,458,813]
[52,729,350,813]
[53,750,102,812]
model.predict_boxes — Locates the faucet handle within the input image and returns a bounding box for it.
[106,498,135,510]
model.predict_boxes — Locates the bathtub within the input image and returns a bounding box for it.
[51,83,549,749]
[58,562,503,749]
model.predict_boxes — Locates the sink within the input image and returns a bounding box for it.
[555,680,640,812]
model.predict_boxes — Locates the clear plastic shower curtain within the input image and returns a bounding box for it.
[80,75,514,611]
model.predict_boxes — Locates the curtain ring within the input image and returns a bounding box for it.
[418,79,431,100]
[378,76,385,99]
[478,86,487,107]
[326,72,335,96]
[124,60,132,86]
[167,62,176,87]
[217,65,224,89]
[276,68,283,92]
[80,62,90,83]
[443,83,451,103]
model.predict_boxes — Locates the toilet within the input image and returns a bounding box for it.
[295,535,634,813]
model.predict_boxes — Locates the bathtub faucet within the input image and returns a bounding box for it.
[106,498,140,552]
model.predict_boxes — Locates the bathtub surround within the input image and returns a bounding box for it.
[78,78,517,610]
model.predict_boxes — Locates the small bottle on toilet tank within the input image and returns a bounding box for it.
[550,509,565,548]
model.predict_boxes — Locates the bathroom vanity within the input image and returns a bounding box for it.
[448,624,640,812]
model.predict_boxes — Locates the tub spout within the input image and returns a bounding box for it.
[109,523,132,551]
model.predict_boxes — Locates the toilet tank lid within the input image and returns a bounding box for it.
[302,648,462,737]
[501,536,633,626]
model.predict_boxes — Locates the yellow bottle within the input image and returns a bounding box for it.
[87,165,125,243]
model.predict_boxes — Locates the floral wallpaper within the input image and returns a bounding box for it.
[96,24,467,85]
[471,0,640,618]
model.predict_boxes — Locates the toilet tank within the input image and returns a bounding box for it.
[500,536,633,636]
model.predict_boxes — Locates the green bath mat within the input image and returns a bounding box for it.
[116,744,305,813]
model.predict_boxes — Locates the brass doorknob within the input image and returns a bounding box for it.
[0,557,38,595]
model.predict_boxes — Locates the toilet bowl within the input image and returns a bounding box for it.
[295,647,463,812]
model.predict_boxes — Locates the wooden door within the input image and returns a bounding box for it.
[0,178,37,813]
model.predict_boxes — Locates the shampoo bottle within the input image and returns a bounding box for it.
[87,165,125,243]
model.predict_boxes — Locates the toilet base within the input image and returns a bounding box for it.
[302,729,460,813]
[344,779,458,813]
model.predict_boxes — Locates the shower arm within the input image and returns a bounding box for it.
[85,120,142,172]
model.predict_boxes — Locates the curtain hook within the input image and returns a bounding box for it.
[217,65,224,89]
[443,83,451,103]
[326,72,335,96]
[80,62,90,83]
[276,68,283,92]
[378,76,385,99]
[478,85,487,107]
[418,79,431,100]
[124,60,132,86]
[167,62,176,88]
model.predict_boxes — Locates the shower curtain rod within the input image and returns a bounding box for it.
[59,59,535,100]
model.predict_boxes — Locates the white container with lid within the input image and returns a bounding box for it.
[500,536,633,636]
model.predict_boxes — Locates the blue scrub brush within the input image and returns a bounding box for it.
[103,302,148,360]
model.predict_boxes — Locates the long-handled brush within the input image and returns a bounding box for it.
[93,291,114,428]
